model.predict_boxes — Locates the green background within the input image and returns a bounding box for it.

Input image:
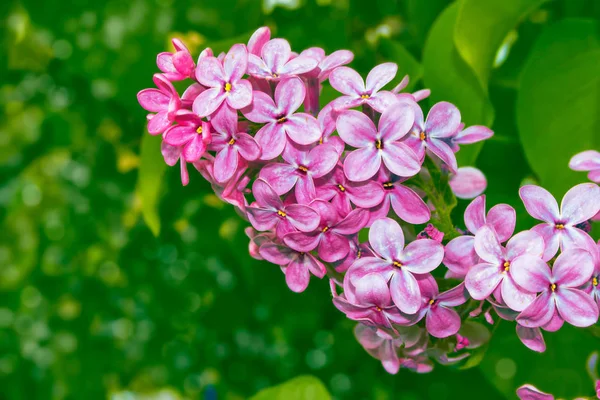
[1,0,600,399]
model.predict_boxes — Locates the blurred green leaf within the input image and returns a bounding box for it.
[517,19,600,195]
[6,7,53,72]
[423,3,495,166]
[136,133,166,236]
[454,0,548,89]
[249,375,331,400]
[378,38,422,91]
[405,0,452,46]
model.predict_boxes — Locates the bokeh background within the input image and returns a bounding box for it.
[1,0,599,399]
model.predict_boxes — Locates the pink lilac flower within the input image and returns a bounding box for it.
[416,224,444,243]
[247,26,271,56]
[582,240,600,309]
[465,225,544,311]
[391,76,431,102]
[454,334,469,351]
[449,167,487,199]
[332,274,412,331]
[209,106,261,182]
[404,101,463,173]
[516,384,554,400]
[415,275,468,338]
[259,240,326,293]
[347,218,444,314]
[514,248,599,328]
[161,142,189,186]
[332,240,375,274]
[316,104,345,155]
[157,38,195,81]
[519,183,600,261]
[315,165,385,215]
[336,104,420,182]
[243,77,322,160]
[259,143,338,204]
[569,150,600,183]
[449,125,494,152]
[329,63,399,112]
[367,169,430,226]
[354,323,404,374]
[444,195,516,279]
[245,227,273,261]
[163,111,211,162]
[137,74,181,135]
[246,179,320,239]
[283,200,368,262]
[248,38,318,80]
[193,44,252,117]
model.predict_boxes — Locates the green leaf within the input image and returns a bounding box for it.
[135,133,166,236]
[454,0,548,89]
[423,3,495,167]
[517,19,600,196]
[378,38,422,91]
[406,0,452,46]
[249,376,331,400]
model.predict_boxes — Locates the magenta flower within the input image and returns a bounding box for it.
[259,241,326,293]
[514,248,599,328]
[332,273,412,331]
[465,225,544,311]
[366,169,430,225]
[157,38,195,81]
[243,77,322,160]
[248,38,318,80]
[315,166,385,215]
[449,167,487,200]
[449,125,493,152]
[247,26,271,56]
[316,103,345,155]
[209,106,260,182]
[404,101,462,173]
[354,323,404,374]
[519,183,600,261]
[582,240,600,309]
[137,74,181,135]
[347,218,444,314]
[336,104,421,182]
[161,142,189,186]
[516,384,554,400]
[259,143,338,204]
[569,150,600,183]
[192,44,252,117]
[329,63,399,112]
[246,179,320,239]
[416,276,468,338]
[444,195,516,279]
[332,240,375,274]
[284,200,368,262]
[416,224,444,243]
[163,111,211,162]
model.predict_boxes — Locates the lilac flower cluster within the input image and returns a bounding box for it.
[138,27,600,375]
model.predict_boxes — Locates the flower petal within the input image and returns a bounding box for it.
[389,184,430,224]
[344,147,381,182]
[234,132,261,161]
[137,89,168,112]
[246,207,277,231]
[506,230,545,260]
[192,87,226,117]
[378,99,415,142]
[486,204,516,242]
[425,101,461,138]
[242,91,277,123]
[329,66,364,96]
[334,208,369,235]
[213,146,238,183]
[390,269,421,314]
[226,79,252,110]
[254,123,287,160]
[569,150,600,171]
[465,263,503,300]
[510,254,551,293]
[464,195,486,234]
[318,232,350,262]
[252,178,282,209]
[262,38,291,73]
[336,110,377,148]
[400,239,444,274]
[426,306,461,338]
[443,236,477,278]
[515,384,553,400]
[560,182,600,225]
[556,288,599,327]
[369,217,404,260]
[196,56,225,87]
[474,224,504,264]
[449,167,487,200]
[516,325,546,353]
[381,142,421,177]
[519,185,559,223]
[365,62,397,93]
[516,291,555,328]
[283,231,321,252]
[285,204,320,232]
[353,273,391,306]
[275,77,305,115]
[501,274,536,312]
[426,138,458,173]
[259,242,295,265]
[453,125,494,144]
[223,44,248,82]
[553,248,594,287]
[259,162,298,195]
[347,180,385,208]
[531,223,560,262]
[285,257,310,293]
[280,55,318,76]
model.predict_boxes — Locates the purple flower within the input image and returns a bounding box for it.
[465,225,544,311]
[193,44,252,117]
[243,77,322,160]
[516,384,554,400]
[209,106,260,182]
[514,248,599,328]
[329,63,399,112]
[519,183,600,261]
[300,47,354,82]
[366,169,430,226]
[163,111,210,162]
[157,38,195,81]
[569,150,600,183]
[248,38,318,80]
[283,200,368,262]
[137,74,181,135]
[333,274,412,331]
[247,27,271,56]
[246,179,320,239]
[315,166,385,215]
[416,276,468,338]
[259,143,338,204]
[404,101,462,173]
[444,195,516,279]
[354,323,404,374]
[316,103,345,154]
[582,240,600,309]
[416,224,444,243]
[332,240,375,274]
[449,125,493,152]
[161,142,189,186]
[347,218,444,314]
[449,167,487,199]
[336,104,421,182]
[259,241,326,293]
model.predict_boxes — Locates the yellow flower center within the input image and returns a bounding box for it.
[224,82,232,92]
[228,138,236,145]
[419,131,426,141]
[555,223,565,230]
[375,139,383,150]
[393,261,402,268]
[383,182,393,189]
[503,261,510,273]
[357,250,362,259]
[277,210,287,218]
[550,283,557,292]
[277,117,287,123]
[375,306,382,312]
[322,226,329,233]
[271,72,279,78]
[298,165,309,173]
[361,94,370,99]
[593,277,598,287]
[337,184,346,192]
[196,126,203,134]
[319,137,324,145]
[428,299,435,306]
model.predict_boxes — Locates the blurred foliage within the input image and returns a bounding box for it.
[1,0,599,399]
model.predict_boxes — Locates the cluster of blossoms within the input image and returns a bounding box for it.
[138,27,600,375]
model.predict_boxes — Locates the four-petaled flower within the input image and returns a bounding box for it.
[248,38,318,80]
[336,103,421,182]
[157,38,196,81]
[137,74,181,135]
[519,183,600,260]
[164,110,211,162]
[569,150,600,183]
